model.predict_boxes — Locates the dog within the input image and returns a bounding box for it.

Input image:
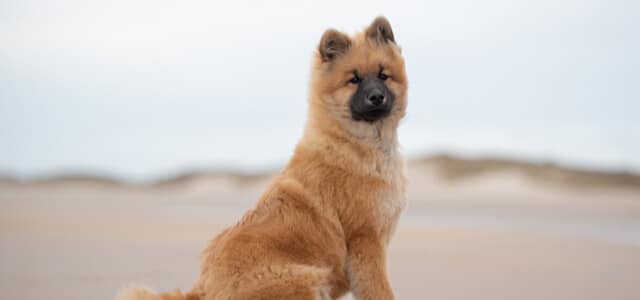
[118,16,408,300]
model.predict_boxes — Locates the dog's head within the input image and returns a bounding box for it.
[310,17,407,128]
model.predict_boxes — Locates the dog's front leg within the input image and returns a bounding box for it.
[346,233,394,300]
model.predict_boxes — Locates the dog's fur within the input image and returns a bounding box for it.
[118,16,407,300]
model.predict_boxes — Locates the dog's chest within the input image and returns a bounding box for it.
[372,156,407,241]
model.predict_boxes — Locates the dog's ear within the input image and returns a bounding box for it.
[318,29,352,62]
[366,16,395,44]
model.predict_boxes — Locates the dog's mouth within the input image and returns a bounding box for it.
[351,106,392,122]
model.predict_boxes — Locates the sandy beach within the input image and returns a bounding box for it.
[1,157,639,300]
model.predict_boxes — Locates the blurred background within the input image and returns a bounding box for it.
[1,1,639,299]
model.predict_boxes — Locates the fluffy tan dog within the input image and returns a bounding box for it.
[118,16,408,300]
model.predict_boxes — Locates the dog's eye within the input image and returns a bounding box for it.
[349,76,361,84]
[378,72,389,81]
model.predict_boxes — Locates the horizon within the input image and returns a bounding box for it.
[2,153,639,185]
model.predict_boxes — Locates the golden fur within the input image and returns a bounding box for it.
[118,16,408,300]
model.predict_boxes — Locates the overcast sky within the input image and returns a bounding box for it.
[1,0,639,180]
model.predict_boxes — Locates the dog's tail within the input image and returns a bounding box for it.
[116,285,200,300]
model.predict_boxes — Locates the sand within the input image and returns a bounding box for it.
[1,159,639,299]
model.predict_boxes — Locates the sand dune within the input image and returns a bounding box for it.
[1,156,639,299]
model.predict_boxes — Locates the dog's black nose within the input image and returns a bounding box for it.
[366,89,385,107]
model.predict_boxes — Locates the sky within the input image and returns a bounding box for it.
[1,0,639,181]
